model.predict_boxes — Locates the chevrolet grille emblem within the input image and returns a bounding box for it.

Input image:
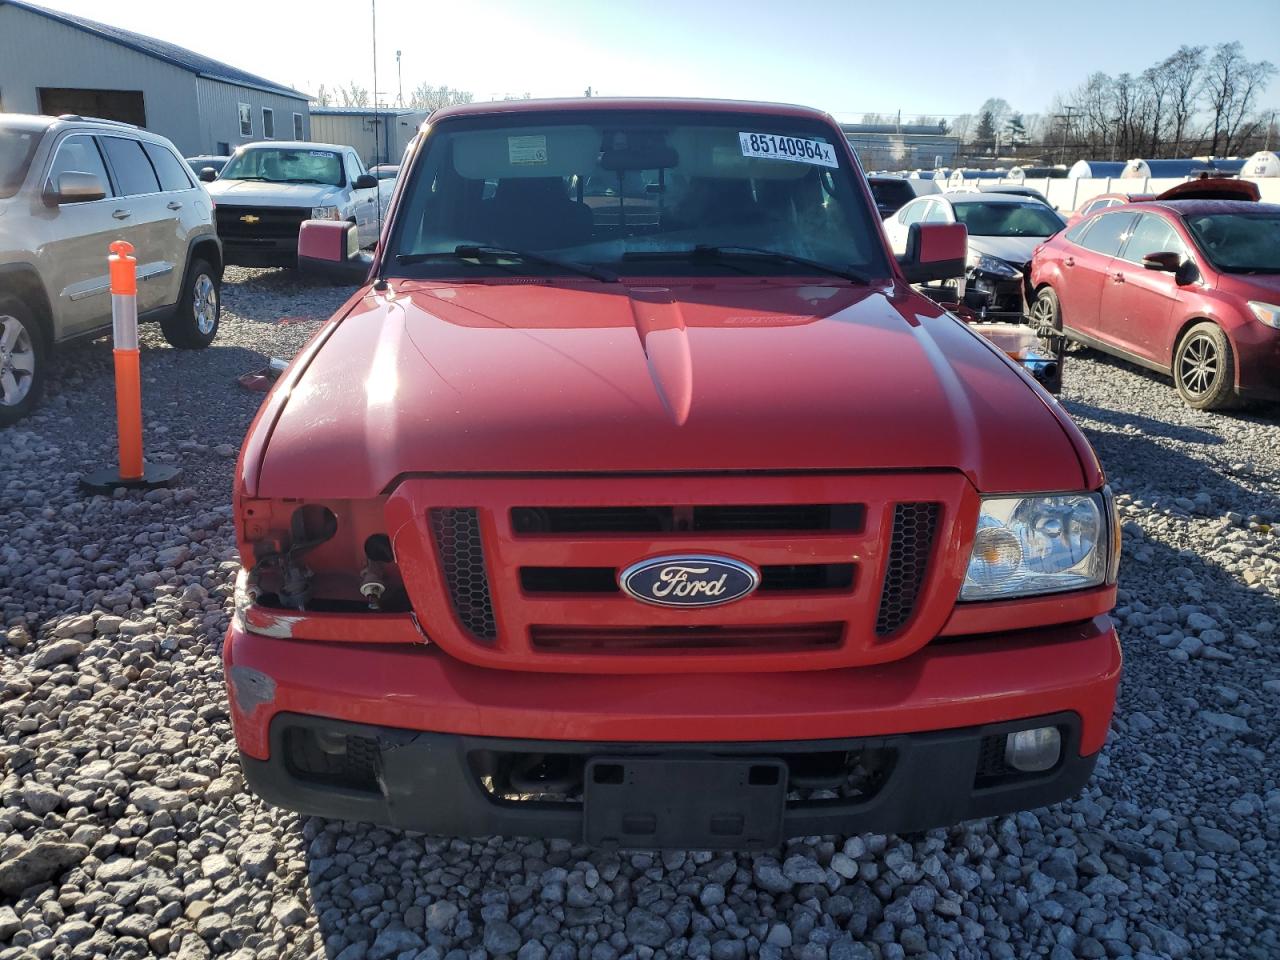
[240,214,260,224]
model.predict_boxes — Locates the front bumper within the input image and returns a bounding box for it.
[220,238,298,268]
[225,615,1121,844]
[240,711,1098,847]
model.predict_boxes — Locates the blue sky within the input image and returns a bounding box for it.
[36,0,1280,119]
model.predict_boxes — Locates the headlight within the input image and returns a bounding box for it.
[311,205,341,220]
[969,254,1021,279]
[1247,301,1280,329]
[232,567,257,630]
[961,492,1113,601]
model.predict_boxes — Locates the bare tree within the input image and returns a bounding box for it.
[1203,42,1277,155]
[338,82,369,108]
[1138,65,1170,157]
[951,114,973,143]
[1162,45,1206,156]
[1070,72,1116,154]
[312,84,332,108]
[409,84,475,113]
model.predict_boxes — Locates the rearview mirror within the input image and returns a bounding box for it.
[44,171,106,206]
[199,167,218,182]
[1142,251,1182,272]
[352,173,378,190]
[298,219,372,283]
[897,222,967,284]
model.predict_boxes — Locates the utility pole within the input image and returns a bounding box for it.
[396,50,403,108]
[1266,110,1276,152]
[1054,106,1076,164]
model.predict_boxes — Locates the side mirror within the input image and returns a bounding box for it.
[897,222,967,284]
[44,171,106,206]
[298,219,372,283]
[352,173,378,190]
[199,167,218,183]
[1142,251,1182,273]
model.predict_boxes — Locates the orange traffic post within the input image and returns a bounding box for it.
[81,241,182,493]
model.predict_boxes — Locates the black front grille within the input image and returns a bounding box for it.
[429,508,497,642]
[510,504,864,535]
[874,503,940,637]
[519,563,854,595]
[215,205,311,240]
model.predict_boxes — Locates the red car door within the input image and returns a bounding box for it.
[1056,211,1138,340]
[1099,212,1187,364]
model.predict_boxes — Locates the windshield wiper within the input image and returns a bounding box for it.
[280,178,329,185]
[396,244,617,282]
[622,245,870,283]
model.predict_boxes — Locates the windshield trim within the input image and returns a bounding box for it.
[379,108,890,283]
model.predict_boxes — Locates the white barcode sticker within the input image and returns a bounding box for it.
[739,132,838,168]
[508,135,548,165]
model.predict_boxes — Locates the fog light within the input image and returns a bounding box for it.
[1004,727,1061,773]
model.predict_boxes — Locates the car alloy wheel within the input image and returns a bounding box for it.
[1028,293,1056,330]
[1177,332,1220,398]
[193,273,219,336]
[0,313,36,407]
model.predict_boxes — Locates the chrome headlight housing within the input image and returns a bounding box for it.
[961,491,1116,601]
[311,205,341,221]
[1247,301,1280,329]
[969,254,1021,279]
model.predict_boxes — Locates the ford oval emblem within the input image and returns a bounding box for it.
[619,554,760,608]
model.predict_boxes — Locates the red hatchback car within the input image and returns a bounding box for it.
[1029,195,1280,409]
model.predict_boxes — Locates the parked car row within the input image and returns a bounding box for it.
[0,109,407,424]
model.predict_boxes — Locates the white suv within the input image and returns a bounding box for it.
[0,114,222,426]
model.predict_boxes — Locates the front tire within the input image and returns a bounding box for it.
[1174,322,1236,411]
[0,293,47,427]
[161,258,220,348]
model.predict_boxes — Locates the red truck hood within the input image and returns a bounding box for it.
[253,278,1090,498]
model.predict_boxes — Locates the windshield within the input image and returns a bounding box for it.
[388,110,887,279]
[1184,212,1280,273]
[0,126,42,199]
[219,147,342,185]
[952,200,1064,237]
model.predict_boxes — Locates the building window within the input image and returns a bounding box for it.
[293,112,304,140]
[262,107,275,139]
[238,102,252,137]
[216,141,230,155]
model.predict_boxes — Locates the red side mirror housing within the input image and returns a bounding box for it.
[298,220,372,283]
[898,222,967,284]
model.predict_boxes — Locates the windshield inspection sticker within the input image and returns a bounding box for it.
[739,132,838,168]
[508,135,548,165]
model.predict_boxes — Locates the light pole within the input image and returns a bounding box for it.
[396,50,403,108]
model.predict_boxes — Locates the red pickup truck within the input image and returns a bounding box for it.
[225,98,1121,849]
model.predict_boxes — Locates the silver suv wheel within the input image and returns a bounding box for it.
[0,313,36,407]
[193,273,218,335]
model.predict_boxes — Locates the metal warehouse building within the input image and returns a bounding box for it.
[310,107,428,167]
[0,0,310,157]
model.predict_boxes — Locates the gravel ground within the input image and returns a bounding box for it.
[1,269,1277,960]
